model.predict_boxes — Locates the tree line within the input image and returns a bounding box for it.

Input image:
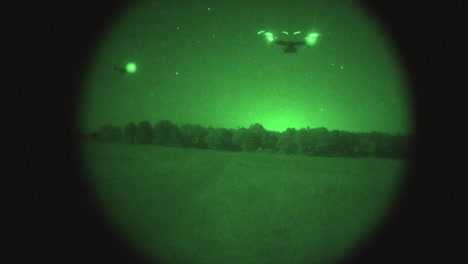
[83,120,412,159]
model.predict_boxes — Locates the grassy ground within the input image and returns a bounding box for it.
[81,142,407,264]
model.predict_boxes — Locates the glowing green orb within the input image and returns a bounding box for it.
[264,32,275,42]
[305,33,320,45]
[126,62,137,73]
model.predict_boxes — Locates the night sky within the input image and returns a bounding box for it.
[79,0,413,134]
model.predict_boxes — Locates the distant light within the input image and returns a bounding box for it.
[264,32,275,42]
[126,62,137,73]
[305,33,320,45]
[257,31,276,43]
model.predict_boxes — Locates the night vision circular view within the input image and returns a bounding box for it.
[78,1,413,263]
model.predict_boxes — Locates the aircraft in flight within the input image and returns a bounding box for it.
[113,62,137,74]
[257,30,320,53]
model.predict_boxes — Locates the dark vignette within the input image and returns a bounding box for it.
[4,0,465,263]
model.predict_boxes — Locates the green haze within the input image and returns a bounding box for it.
[79,0,413,134]
[79,1,412,264]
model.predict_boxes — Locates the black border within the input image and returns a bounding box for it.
[5,0,465,263]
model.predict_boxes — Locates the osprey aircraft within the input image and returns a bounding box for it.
[257,30,320,53]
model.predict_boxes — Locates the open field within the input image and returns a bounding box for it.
[81,142,407,264]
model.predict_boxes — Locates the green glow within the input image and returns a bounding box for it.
[126,62,137,73]
[81,1,413,264]
[264,32,275,42]
[281,31,289,35]
[305,32,320,45]
[258,31,276,42]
